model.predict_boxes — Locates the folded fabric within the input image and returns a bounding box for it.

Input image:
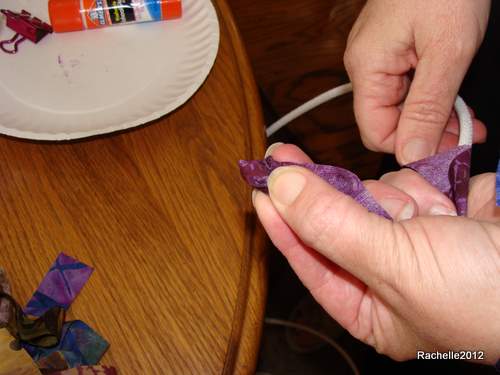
[44,365,117,375]
[239,157,391,219]
[25,253,93,317]
[239,145,472,218]
[0,292,64,348]
[0,328,41,375]
[404,145,471,216]
[26,320,109,371]
[496,159,500,207]
[0,268,11,326]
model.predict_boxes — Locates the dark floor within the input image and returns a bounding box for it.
[255,3,500,374]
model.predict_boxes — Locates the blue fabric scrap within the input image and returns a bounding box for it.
[496,159,500,207]
[24,320,109,368]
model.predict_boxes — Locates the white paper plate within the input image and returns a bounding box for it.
[0,0,219,140]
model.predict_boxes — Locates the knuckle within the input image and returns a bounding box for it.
[299,191,350,251]
[359,130,393,153]
[447,38,477,62]
[343,44,363,73]
[401,99,450,129]
[359,133,383,152]
[343,48,354,73]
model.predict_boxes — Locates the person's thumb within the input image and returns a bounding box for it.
[267,165,401,289]
[396,51,472,165]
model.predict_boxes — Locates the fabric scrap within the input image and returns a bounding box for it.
[405,145,471,216]
[26,320,109,370]
[0,328,41,375]
[496,159,500,207]
[36,352,67,372]
[0,292,64,348]
[25,253,93,317]
[239,157,392,219]
[44,365,117,375]
[0,268,11,326]
[239,145,472,218]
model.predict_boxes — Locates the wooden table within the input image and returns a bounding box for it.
[0,0,267,373]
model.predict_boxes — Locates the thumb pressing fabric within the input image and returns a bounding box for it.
[239,145,472,219]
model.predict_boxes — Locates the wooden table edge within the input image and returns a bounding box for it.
[215,0,269,373]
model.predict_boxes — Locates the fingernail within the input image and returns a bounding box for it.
[429,204,457,216]
[265,142,284,158]
[398,202,415,221]
[268,167,306,207]
[379,199,415,221]
[402,138,432,164]
[252,189,258,206]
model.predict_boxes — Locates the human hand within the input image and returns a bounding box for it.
[344,0,490,164]
[253,143,500,362]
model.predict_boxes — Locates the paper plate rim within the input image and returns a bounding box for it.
[0,0,220,141]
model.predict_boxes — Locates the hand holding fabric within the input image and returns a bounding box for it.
[344,0,490,164]
[252,143,500,363]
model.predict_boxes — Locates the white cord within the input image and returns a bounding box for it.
[455,95,473,146]
[266,83,353,137]
[266,82,473,147]
[264,317,361,375]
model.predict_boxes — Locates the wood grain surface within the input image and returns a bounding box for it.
[229,0,383,179]
[0,0,267,373]
[0,329,41,375]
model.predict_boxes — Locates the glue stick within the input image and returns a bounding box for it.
[48,0,182,33]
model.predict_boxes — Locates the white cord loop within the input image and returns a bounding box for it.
[266,83,473,148]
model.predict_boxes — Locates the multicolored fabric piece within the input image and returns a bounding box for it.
[24,253,93,317]
[496,158,500,207]
[36,351,67,371]
[405,145,471,216]
[44,365,117,375]
[239,145,472,218]
[26,320,109,371]
[0,292,65,348]
[239,157,392,219]
[0,268,11,326]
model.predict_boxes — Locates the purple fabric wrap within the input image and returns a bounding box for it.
[404,145,471,216]
[24,253,93,317]
[238,157,392,219]
[239,145,472,219]
[496,159,500,207]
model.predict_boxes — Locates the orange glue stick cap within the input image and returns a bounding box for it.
[49,0,84,33]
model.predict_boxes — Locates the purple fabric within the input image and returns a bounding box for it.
[48,366,118,375]
[25,320,109,369]
[238,157,392,219]
[405,145,471,216]
[24,253,93,317]
[239,145,472,219]
[496,159,500,207]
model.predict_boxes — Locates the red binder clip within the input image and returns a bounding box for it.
[0,9,53,54]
